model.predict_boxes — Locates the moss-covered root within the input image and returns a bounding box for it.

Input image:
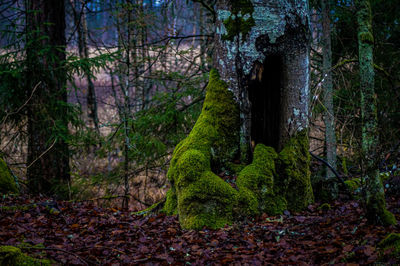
[0,246,51,266]
[178,169,239,229]
[132,199,165,216]
[163,69,240,229]
[0,158,18,194]
[277,131,314,212]
[163,188,178,215]
[165,69,240,187]
[378,233,400,258]
[236,144,285,216]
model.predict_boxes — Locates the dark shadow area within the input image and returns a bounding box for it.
[248,55,282,151]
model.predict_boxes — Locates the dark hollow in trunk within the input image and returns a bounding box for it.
[248,55,282,151]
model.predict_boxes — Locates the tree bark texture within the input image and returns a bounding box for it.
[214,0,310,156]
[321,0,338,195]
[26,0,71,197]
[356,0,395,225]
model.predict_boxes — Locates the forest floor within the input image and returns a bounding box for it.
[1,193,399,265]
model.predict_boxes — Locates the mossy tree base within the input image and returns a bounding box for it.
[164,70,314,229]
[367,194,396,226]
[0,158,18,194]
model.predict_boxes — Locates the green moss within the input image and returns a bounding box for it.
[381,209,397,226]
[163,188,178,215]
[0,158,18,194]
[222,0,255,41]
[367,192,397,226]
[379,172,391,182]
[262,194,287,216]
[163,71,315,229]
[225,162,246,175]
[345,178,361,192]
[363,167,396,226]
[176,149,210,188]
[178,170,239,229]
[132,200,164,216]
[0,205,31,212]
[378,233,400,258]
[342,157,348,176]
[166,69,239,185]
[318,203,331,211]
[358,32,374,44]
[277,131,314,212]
[0,246,51,265]
[236,187,258,217]
[236,145,277,192]
[163,69,240,229]
[236,144,285,215]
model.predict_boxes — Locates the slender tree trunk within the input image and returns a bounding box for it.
[122,0,134,210]
[81,1,99,133]
[71,0,100,133]
[26,0,70,198]
[321,0,338,197]
[199,5,206,69]
[145,0,153,107]
[356,0,396,225]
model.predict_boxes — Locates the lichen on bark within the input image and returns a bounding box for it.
[214,0,311,159]
[221,0,255,42]
[356,0,395,226]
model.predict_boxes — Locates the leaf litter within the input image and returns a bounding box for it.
[1,194,399,265]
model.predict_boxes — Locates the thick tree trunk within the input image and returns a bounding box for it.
[356,0,395,225]
[214,0,310,158]
[321,0,338,197]
[162,0,314,230]
[26,0,70,198]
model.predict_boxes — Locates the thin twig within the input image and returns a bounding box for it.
[1,81,41,126]
[26,138,57,169]
[309,151,352,197]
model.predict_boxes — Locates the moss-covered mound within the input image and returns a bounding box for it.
[163,70,314,229]
[277,131,314,212]
[163,69,240,229]
[236,144,286,216]
[0,246,51,265]
[0,158,18,194]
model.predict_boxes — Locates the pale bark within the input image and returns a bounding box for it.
[71,0,100,133]
[321,0,338,196]
[214,0,310,157]
[356,0,395,225]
